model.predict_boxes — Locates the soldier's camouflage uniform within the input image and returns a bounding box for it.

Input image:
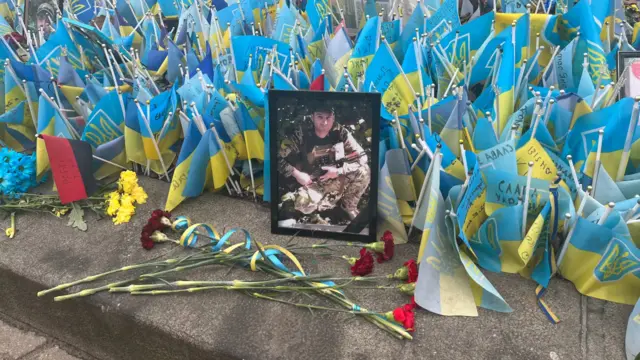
[278,122,370,216]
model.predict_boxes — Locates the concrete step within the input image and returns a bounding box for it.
[0,177,633,360]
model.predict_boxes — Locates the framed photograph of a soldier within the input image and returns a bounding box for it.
[269,90,381,242]
[618,51,640,99]
[24,0,62,42]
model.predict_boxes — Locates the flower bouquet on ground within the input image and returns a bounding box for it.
[0,166,148,234]
[39,212,418,339]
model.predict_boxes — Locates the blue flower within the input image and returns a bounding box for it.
[15,154,35,177]
[0,150,19,168]
[0,173,15,194]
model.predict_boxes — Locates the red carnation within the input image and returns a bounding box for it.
[140,210,172,250]
[376,231,395,263]
[405,259,418,283]
[350,248,374,276]
[392,298,417,332]
[148,217,161,229]
[141,238,155,250]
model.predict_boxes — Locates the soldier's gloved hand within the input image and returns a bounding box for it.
[292,169,312,186]
[319,166,339,181]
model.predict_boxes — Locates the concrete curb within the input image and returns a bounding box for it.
[0,263,229,360]
[0,178,632,360]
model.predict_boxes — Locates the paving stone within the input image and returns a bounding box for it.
[0,320,46,359]
[33,346,79,360]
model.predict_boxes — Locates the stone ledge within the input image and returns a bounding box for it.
[0,177,632,360]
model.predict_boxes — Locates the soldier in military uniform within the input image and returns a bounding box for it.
[278,102,370,225]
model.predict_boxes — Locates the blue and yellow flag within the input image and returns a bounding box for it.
[557,0,611,86]
[494,30,515,135]
[93,136,128,180]
[273,4,296,44]
[2,73,36,152]
[581,98,637,182]
[36,94,73,178]
[563,97,631,171]
[440,93,473,157]
[425,0,461,40]
[415,193,479,316]
[402,39,431,99]
[139,86,178,162]
[439,11,495,76]
[472,116,498,152]
[183,125,237,195]
[304,0,330,31]
[165,119,203,211]
[67,0,96,23]
[346,15,380,81]
[364,41,414,118]
[81,90,127,149]
[560,217,640,305]
[237,100,264,160]
[398,1,426,56]
[377,149,409,243]
[232,35,298,81]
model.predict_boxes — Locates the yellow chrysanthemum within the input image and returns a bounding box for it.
[113,194,136,225]
[106,191,121,216]
[131,184,148,204]
[53,208,70,218]
[118,170,139,194]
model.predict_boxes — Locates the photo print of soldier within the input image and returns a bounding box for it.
[618,52,640,99]
[270,90,380,240]
[24,0,60,42]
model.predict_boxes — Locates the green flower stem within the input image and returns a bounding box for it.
[139,256,241,278]
[309,242,363,249]
[130,287,219,295]
[37,263,169,297]
[249,292,382,315]
[53,280,133,302]
[302,281,413,340]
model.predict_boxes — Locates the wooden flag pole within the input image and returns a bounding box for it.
[459,140,469,183]
[522,161,534,239]
[563,213,572,235]
[591,129,605,198]
[566,155,581,192]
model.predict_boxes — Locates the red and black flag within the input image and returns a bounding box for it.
[40,134,97,204]
[310,73,325,91]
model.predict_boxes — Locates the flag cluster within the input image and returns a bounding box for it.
[0,0,638,312]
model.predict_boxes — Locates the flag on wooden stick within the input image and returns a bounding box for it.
[40,134,97,204]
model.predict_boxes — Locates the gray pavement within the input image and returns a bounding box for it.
[0,316,85,360]
[0,177,634,360]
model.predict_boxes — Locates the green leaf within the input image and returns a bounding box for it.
[67,203,87,231]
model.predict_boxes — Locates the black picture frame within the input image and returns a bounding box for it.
[269,90,381,242]
[23,0,63,40]
[617,51,640,100]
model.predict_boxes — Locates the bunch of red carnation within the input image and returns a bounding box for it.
[350,248,374,276]
[140,210,171,250]
[387,297,417,333]
[348,231,396,276]
[376,231,395,262]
